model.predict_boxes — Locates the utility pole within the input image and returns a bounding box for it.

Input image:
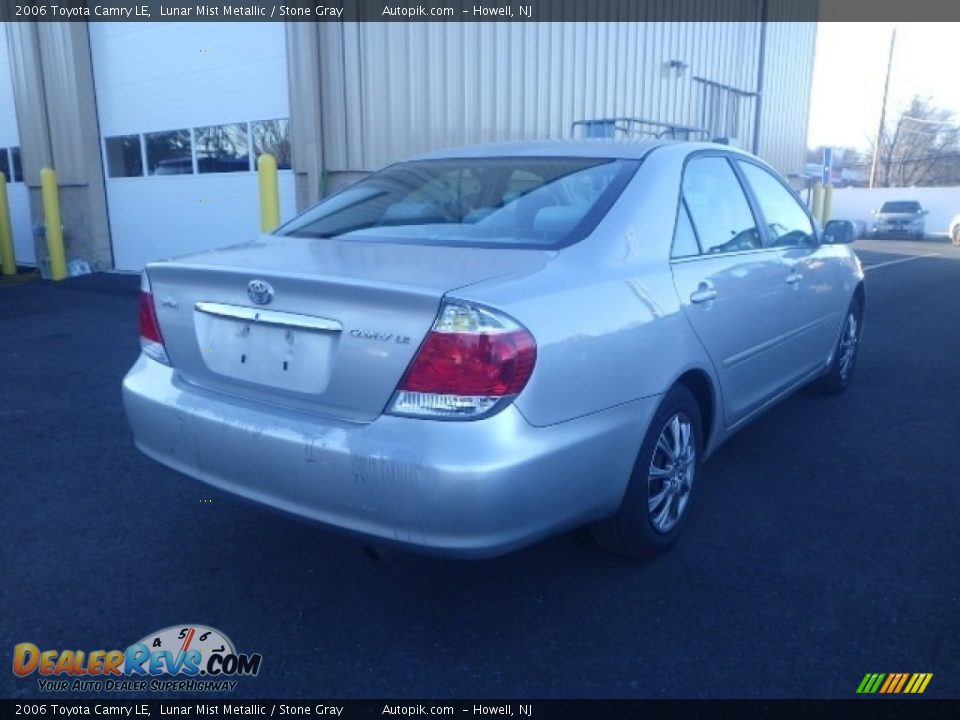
[869,27,896,188]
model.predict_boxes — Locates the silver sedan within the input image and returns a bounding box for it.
[123,140,865,559]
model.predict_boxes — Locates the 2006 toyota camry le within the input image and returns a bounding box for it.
[123,140,865,559]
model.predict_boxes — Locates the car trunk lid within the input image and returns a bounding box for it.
[145,236,549,421]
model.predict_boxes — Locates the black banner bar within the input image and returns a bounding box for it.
[2,0,960,23]
[2,700,959,719]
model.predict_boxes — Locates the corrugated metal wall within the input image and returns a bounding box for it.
[0,22,19,149]
[755,15,818,176]
[0,21,34,264]
[317,14,815,177]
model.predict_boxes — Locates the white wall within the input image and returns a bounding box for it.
[831,186,960,236]
[89,22,295,271]
[89,22,289,136]
[108,172,296,271]
[0,22,35,264]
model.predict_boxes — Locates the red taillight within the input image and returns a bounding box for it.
[389,302,536,420]
[139,291,164,345]
[399,330,536,396]
[139,272,170,365]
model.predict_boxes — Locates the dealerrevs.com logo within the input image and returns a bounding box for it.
[13,624,262,693]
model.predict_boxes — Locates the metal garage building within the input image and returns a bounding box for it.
[1,7,817,273]
[0,26,31,265]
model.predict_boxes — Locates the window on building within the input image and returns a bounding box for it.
[251,119,291,170]
[195,122,250,174]
[682,156,760,254]
[146,130,193,175]
[104,135,144,178]
[737,161,815,247]
[672,200,701,258]
[0,149,10,183]
[11,147,22,182]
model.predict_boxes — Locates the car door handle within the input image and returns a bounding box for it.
[786,271,803,285]
[690,283,718,304]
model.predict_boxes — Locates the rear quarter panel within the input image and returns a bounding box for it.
[457,145,721,430]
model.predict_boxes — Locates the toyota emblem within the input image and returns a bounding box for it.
[247,280,274,306]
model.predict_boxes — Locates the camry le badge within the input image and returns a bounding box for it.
[247,280,274,306]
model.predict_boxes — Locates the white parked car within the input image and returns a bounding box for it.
[871,201,927,238]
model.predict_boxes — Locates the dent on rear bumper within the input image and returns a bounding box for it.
[122,355,657,557]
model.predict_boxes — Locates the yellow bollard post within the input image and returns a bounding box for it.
[822,183,834,224]
[257,153,280,232]
[810,181,824,226]
[40,167,67,281]
[0,171,16,276]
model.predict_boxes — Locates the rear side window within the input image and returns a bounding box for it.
[682,157,761,254]
[672,201,701,258]
[279,157,639,249]
[737,161,815,247]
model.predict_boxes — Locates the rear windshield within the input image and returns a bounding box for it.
[279,157,639,249]
[879,201,921,213]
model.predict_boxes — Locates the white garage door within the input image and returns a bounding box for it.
[88,22,296,272]
[0,22,35,265]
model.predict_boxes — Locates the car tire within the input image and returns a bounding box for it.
[590,384,702,559]
[953,227,960,247]
[811,296,863,395]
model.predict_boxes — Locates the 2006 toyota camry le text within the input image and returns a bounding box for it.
[122,140,865,559]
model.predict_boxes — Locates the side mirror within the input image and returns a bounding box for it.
[824,220,855,244]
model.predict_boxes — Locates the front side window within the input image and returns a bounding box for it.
[682,156,760,254]
[737,161,815,247]
[280,157,638,249]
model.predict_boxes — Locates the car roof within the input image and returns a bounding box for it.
[405,139,750,162]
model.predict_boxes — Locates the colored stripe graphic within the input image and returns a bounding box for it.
[905,673,934,694]
[893,673,910,693]
[856,673,886,694]
[857,673,932,694]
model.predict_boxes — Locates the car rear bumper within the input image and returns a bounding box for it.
[122,355,655,557]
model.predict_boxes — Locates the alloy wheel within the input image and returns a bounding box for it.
[647,413,696,533]
[838,312,859,381]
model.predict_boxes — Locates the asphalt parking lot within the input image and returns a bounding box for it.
[2,236,959,700]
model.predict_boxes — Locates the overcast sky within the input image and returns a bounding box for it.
[807,22,960,152]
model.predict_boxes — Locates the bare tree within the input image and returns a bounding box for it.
[867,96,960,187]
